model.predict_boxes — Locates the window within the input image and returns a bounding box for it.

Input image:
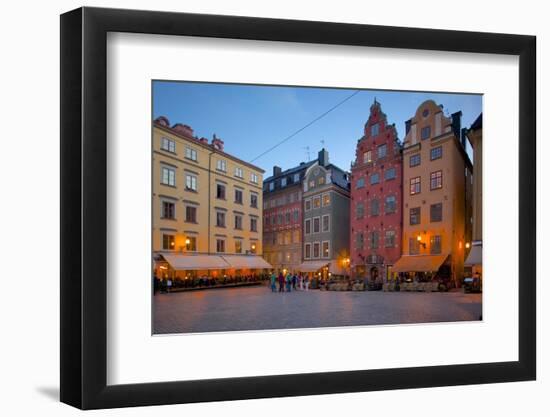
[370,231,379,249]
[268,182,274,191]
[385,230,396,248]
[356,202,364,219]
[305,243,311,259]
[234,214,242,230]
[285,212,291,224]
[161,166,175,186]
[284,231,291,245]
[293,209,299,222]
[356,178,365,188]
[410,154,421,167]
[161,201,175,219]
[410,176,421,195]
[385,195,397,213]
[370,173,380,185]
[318,176,325,185]
[216,211,226,227]
[305,219,311,235]
[185,206,197,223]
[216,183,226,199]
[185,146,197,161]
[235,240,242,254]
[421,126,431,140]
[234,167,243,178]
[305,199,312,211]
[356,232,364,249]
[430,235,442,254]
[216,159,227,172]
[313,196,321,209]
[430,170,443,190]
[363,150,372,164]
[294,173,300,182]
[234,189,243,204]
[313,217,320,233]
[308,179,315,189]
[250,242,257,254]
[430,146,443,160]
[216,239,225,253]
[384,167,396,180]
[369,199,379,216]
[322,215,330,232]
[371,123,379,137]
[322,193,330,206]
[322,241,330,258]
[185,236,197,251]
[277,214,283,225]
[377,144,387,159]
[250,217,258,232]
[313,242,320,258]
[410,207,421,225]
[250,193,258,208]
[185,173,197,191]
[161,137,176,153]
[293,229,300,243]
[162,234,175,250]
[409,237,420,255]
[281,177,288,187]
[250,173,259,184]
[430,203,443,222]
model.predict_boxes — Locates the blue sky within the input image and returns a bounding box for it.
[153,81,482,175]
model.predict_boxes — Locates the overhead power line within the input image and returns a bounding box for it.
[250,89,361,162]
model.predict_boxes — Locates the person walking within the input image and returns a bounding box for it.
[278,272,285,292]
[286,272,292,292]
[298,274,303,291]
[270,271,277,292]
[304,275,310,291]
[292,274,297,290]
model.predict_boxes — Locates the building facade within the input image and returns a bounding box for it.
[350,100,403,283]
[393,100,473,287]
[465,113,483,277]
[152,116,270,279]
[299,149,351,278]
[262,161,315,273]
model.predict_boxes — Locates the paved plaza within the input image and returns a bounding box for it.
[153,285,482,334]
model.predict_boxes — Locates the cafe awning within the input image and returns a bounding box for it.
[297,260,330,272]
[392,254,449,273]
[221,255,273,269]
[160,254,230,270]
[465,245,482,266]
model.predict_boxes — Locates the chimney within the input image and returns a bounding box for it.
[318,148,329,167]
[199,137,209,144]
[273,166,282,177]
[172,123,194,138]
[211,133,224,151]
[154,116,170,127]
[405,119,412,135]
[451,111,462,140]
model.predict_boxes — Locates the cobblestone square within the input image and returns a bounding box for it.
[153,286,482,334]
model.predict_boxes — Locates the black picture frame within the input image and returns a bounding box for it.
[60,6,536,410]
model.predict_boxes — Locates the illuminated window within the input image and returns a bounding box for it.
[363,150,372,164]
[322,193,330,206]
[313,196,321,209]
[186,236,197,251]
[305,199,312,211]
[162,234,175,250]
[322,241,330,258]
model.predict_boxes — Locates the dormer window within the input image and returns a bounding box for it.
[371,123,379,137]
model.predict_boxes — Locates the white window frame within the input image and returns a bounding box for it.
[313,242,321,259]
[293,173,300,182]
[216,159,227,172]
[161,166,176,186]
[160,199,176,219]
[185,173,197,191]
[161,137,176,153]
[304,243,311,259]
[304,218,311,235]
[321,240,330,259]
[250,173,259,184]
[322,193,330,207]
[234,167,243,178]
[313,216,321,234]
[313,196,321,209]
[185,146,197,161]
[322,214,330,233]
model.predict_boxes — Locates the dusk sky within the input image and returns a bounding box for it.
[153,81,482,175]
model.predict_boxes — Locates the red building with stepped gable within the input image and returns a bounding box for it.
[350,99,403,283]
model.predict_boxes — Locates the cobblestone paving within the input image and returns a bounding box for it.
[153,285,482,334]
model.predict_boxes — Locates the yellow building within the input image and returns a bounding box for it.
[393,100,473,287]
[152,116,271,280]
[465,114,482,277]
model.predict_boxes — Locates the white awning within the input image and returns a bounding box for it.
[297,260,330,272]
[160,254,230,270]
[221,255,273,269]
[465,245,482,266]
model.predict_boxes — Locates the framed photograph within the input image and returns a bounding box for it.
[60,6,536,409]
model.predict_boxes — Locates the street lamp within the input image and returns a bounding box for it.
[416,235,426,249]
[465,242,471,249]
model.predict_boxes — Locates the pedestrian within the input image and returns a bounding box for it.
[298,274,303,291]
[286,273,292,292]
[292,274,297,290]
[304,275,310,291]
[270,271,277,292]
[166,278,172,293]
[278,272,285,292]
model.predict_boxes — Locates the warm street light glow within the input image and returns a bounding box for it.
[417,235,422,242]
[185,238,190,245]
[251,243,256,250]
[465,242,471,249]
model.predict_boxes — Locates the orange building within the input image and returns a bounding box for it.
[465,114,482,277]
[393,100,473,287]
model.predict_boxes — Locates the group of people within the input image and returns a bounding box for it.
[269,272,310,293]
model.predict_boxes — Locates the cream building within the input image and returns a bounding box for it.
[152,116,271,280]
